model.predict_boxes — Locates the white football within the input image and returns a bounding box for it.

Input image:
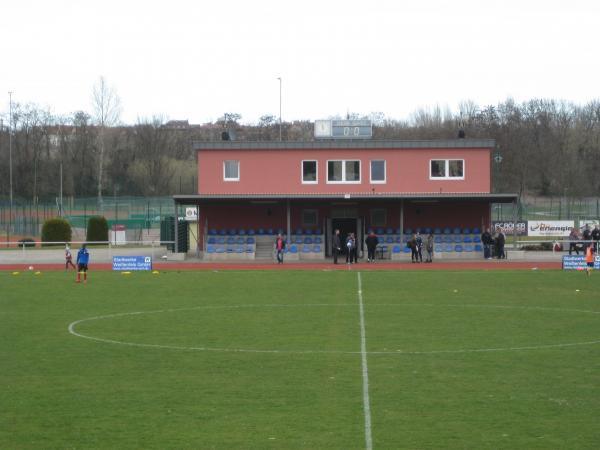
[28,266,34,271]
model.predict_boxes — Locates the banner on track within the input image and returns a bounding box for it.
[112,256,152,271]
[562,255,600,270]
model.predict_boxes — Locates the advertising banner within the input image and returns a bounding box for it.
[562,255,600,270]
[527,220,574,237]
[185,207,198,221]
[112,256,152,271]
[492,221,528,236]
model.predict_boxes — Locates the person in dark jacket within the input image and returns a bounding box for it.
[76,244,90,283]
[332,229,342,264]
[275,234,286,264]
[425,233,434,263]
[582,225,592,252]
[365,230,379,262]
[408,234,418,263]
[481,228,493,259]
[346,233,357,264]
[415,231,423,263]
[495,231,506,259]
[592,225,600,252]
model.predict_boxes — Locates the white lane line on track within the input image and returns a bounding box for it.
[357,272,373,450]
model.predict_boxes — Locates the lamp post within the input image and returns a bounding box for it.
[277,77,282,141]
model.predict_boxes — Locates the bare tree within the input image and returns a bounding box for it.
[92,76,121,211]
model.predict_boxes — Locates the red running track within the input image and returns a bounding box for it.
[1,261,561,272]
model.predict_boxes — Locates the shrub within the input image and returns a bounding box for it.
[41,218,72,247]
[18,238,36,248]
[87,216,108,243]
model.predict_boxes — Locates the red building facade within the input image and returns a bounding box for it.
[174,139,516,258]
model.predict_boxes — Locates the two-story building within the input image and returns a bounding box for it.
[174,138,517,259]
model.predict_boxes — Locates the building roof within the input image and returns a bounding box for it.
[192,138,496,151]
[174,192,517,203]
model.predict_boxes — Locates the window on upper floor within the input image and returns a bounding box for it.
[430,159,464,180]
[223,160,240,181]
[370,160,386,183]
[302,160,317,184]
[327,160,360,183]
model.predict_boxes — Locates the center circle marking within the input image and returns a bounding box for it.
[68,303,600,355]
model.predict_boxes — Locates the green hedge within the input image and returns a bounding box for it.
[41,218,72,246]
[87,216,108,242]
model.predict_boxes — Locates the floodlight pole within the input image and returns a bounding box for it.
[8,91,14,232]
[277,77,282,141]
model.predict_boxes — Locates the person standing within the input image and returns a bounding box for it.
[275,234,286,264]
[496,230,506,259]
[591,225,600,252]
[481,228,493,259]
[585,244,594,276]
[425,232,434,263]
[346,233,356,264]
[365,230,378,262]
[408,234,418,263]
[568,227,581,255]
[76,244,90,284]
[582,225,592,252]
[415,231,423,263]
[332,229,342,264]
[65,244,76,270]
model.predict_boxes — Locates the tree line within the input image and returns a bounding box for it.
[1,96,600,203]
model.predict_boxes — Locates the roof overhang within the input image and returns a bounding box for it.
[193,138,496,151]
[174,193,517,204]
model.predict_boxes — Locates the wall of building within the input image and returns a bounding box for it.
[197,147,491,195]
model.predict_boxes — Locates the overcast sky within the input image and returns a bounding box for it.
[1,0,598,125]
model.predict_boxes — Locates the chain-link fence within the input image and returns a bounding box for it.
[0,196,176,244]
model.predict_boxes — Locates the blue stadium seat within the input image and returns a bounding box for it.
[302,245,312,253]
[235,246,244,253]
[206,245,216,253]
[246,237,255,244]
[395,228,401,234]
[238,229,246,236]
[385,236,394,243]
[236,237,245,244]
[247,229,255,236]
[289,244,298,253]
[315,229,322,235]
[304,229,313,235]
[463,236,473,243]
[207,237,216,244]
[277,228,284,235]
[246,245,254,253]
[434,236,443,244]
[386,228,394,235]
[474,244,483,252]
[257,228,264,235]
[453,236,462,243]
[376,228,385,235]
[216,247,225,253]
[444,244,454,252]
[473,236,481,243]
[226,236,235,245]
[455,244,463,252]
[392,245,401,253]
[226,247,234,253]
[314,237,322,244]
[404,228,413,235]
[453,227,461,235]
[434,227,442,235]
[395,236,402,243]
[267,228,274,235]
[403,246,411,253]
[463,228,471,235]
[219,229,227,235]
[424,227,432,234]
[209,229,217,235]
[472,227,481,235]
[313,244,321,253]
[464,245,474,252]
[217,237,226,245]
[443,236,453,244]
[443,227,452,234]
[294,236,303,244]
[434,244,443,253]
[229,228,237,236]
[304,237,313,244]
[295,228,303,235]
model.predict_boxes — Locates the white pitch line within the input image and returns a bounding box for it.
[357,272,373,450]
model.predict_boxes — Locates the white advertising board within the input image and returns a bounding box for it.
[528,220,574,237]
[185,207,198,221]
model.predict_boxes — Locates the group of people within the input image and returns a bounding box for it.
[480,228,506,259]
[406,232,434,263]
[568,225,600,255]
[65,244,90,283]
[332,229,359,264]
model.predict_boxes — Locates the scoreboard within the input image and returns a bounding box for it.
[314,119,372,139]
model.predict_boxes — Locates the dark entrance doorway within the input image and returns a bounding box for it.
[331,218,357,259]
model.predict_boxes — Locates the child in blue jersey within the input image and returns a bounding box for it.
[76,244,90,283]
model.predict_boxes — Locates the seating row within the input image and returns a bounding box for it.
[370,227,482,235]
[389,244,483,253]
[206,244,255,254]
[375,234,481,245]
[208,228,322,236]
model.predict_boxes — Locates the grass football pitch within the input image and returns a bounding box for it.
[1,269,599,449]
